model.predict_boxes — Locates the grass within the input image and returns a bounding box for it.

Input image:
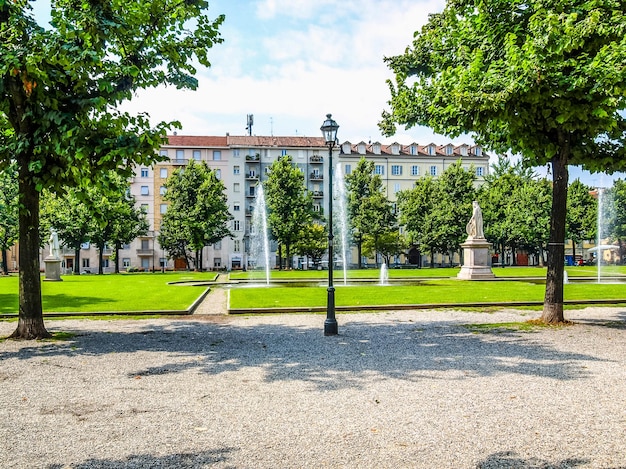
[229,279,626,309]
[463,320,573,334]
[0,272,214,315]
[230,265,626,281]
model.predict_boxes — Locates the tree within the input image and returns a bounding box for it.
[293,223,327,269]
[381,0,626,323]
[1,1,224,338]
[0,163,18,274]
[86,173,149,274]
[345,158,395,267]
[566,179,597,262]
[397,176,437,266]
[159,161,232,270]
[610,180,626,261]
[362,230,407,266]
[263,156,315,270]
[40,188,95,274]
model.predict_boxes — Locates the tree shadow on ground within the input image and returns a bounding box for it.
[1,314,618,391]
[46,447,238,469]
[476,451,592,468]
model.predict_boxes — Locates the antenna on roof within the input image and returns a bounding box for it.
[270,117,273,137]
[246,114,254,136]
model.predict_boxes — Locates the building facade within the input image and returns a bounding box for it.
[43,134,490,273]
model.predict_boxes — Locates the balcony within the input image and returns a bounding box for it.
[312,191,324,198]
[309,173,323,181]
[245,154,260,162]
[246,173,259,180]
[136,249,154,256]
[171,159,188,165]
[309,155,323,163]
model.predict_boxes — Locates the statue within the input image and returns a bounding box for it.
[466,201,484,239]
[49,228,61,259]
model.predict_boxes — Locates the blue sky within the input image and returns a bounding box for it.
[29,0,623,185]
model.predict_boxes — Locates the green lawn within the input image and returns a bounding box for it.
[0,272,214,314]
[230,265,626,281]
[229,279,626,309]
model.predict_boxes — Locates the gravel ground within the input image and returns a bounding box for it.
[1,306,625,468]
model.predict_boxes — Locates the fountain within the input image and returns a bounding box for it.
[593,186,618,284]
[334,163,349,285]
[250,183,271,285]
[379,262,389,285]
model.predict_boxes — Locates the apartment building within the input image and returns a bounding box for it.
[46,134,489,273]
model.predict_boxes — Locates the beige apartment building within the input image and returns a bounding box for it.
[44,134,489,273]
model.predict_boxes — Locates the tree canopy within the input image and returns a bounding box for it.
[381,0,626,323]
[1,0,224,338]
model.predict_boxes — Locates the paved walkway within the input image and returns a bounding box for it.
[192,275,228,315]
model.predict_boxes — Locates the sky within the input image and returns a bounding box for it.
[30,0,623,186]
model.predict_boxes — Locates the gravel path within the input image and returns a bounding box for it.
[1,307,625,468]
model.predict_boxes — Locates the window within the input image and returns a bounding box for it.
[122,243,131,250]
[344,164,351,175]
[82,258,90,268]
[160,204,167,214]
[102,259,109,268]
[233,203,240,211]
[214,258,222,268]
[123,258,131,268]
[159,149,168,157]
[160,186,166,195]
[141,239,150,250]
[213,151,221,161]
[193,150,201,161]
[313,204,321,212]
[234,183,240,193]
[233,149,240,157]
[394,183,401,194]
[476,167,484,177]
[140,185,149,195]
[248,149,256,157]
[411,165,419,176]
[140,168,149,177]
[160,168,168,178]
[410,145,417,155]
[140,203,149,213]
[176,149,184,160]
[214,241,221,250]
[215,169,221,180]
[141,258,150,269]
[446,146,453,155]
[234,165,240,175]
[234,239,241,252]
[281,149,288,156]
[475,147,482,156]
[159,258,167,268]
[375,165,385,175]
[430,166,437,176]
[460,146,468,156]
[391,165,402,176]
[233,220,241,231]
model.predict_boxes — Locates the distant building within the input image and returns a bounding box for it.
[41,135,489,273]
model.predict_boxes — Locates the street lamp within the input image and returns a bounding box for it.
[320,114,339,336]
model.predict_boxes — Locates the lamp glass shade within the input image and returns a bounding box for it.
[320,114,339,144]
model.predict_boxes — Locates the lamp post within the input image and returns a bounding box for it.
[320,114,339,336]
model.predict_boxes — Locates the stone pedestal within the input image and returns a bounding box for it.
[44,257,63,282]
[457,238,495,280]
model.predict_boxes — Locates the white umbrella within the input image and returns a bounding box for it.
[587,245,620,252]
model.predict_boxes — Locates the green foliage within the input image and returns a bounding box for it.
[567,179,597,249]
[610,179,626,243]
[293,223,327,267]
[345,157,396,266]
[398,160,475,259]
[381,0,626,169]
[263,155,315,268]
[0,163,18,273]
[159,161,233,270]
[0,0,224,335]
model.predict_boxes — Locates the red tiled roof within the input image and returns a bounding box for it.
[165,135,228,147]
[227,136,327,147]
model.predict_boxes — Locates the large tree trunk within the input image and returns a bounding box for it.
[542,149,569,324]
[357,235,363,269]
[11,170,50,339]
[114,245,120,274]
[98,243,104,274]
[74,246,81,274]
